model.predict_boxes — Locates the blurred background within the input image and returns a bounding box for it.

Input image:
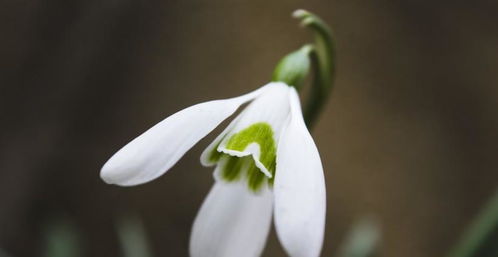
[1,0,497,256]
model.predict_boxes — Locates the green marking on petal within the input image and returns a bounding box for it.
[221,156,244,181]
[246,162,267,192]
[225,122,277,177]
[268,174,275,187]
[214,122,277,192]
[208,142,223,163]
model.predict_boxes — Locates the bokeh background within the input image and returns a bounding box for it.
[1,0,497,256]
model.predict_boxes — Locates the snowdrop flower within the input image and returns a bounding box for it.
[101,8,335,257]
[101,82,326,257]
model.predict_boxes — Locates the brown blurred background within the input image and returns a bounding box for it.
[1,0,497,256]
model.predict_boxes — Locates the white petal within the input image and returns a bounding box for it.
[190,182,273,257]
[100,86,269,186]
[274,88,326,257]
[199,113,242,167]
[217,82,292,177]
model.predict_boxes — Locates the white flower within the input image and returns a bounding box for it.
[101,82,326,257]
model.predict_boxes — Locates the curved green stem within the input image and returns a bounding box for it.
[293,9,335,128]
[271,10,335,129]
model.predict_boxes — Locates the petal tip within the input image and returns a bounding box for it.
[99,162,121,185]
[99,158,138,186]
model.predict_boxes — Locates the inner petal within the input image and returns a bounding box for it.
[217,83,291,178]
[220,155,249,182]
[221,122,276,178]
[217,155,269,192]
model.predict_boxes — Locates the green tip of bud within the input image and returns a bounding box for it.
[272,45,313,89]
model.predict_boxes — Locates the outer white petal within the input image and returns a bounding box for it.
[100,86,269,186]
[274,88,326,257]
[199,113,243,167]
[190,182,273,257]
[217,82,292,177]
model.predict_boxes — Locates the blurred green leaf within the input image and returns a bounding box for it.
[337,216,381,257]
[43,216,81,257]
[448,189,498,257]
[116,214,153,257]
[0,248,14,257]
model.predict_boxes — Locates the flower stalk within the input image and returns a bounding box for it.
[272,9,335,128]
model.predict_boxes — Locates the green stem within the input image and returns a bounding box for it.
[293,9,335,128]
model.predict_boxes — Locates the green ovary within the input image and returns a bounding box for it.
[213,122,277,192]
